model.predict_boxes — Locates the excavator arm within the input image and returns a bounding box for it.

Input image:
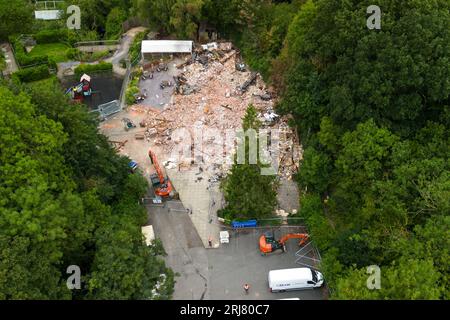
[279,233,309,247]
[149,150,165,185]
[148,150,173,197]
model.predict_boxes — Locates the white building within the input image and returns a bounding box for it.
[141,40,193,60]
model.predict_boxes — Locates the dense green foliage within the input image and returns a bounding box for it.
[129,31,147,64]
[0,0,33,41]
[11,38,50,67]
[220,105,278,221]
[74,62,113,78]
[34,30,70,44]
[274,0,450,299]
[0,79,174,299]
[70,0,132,35]
[1,0,448,300]
[0,51,7,72]
[105,7,127,39]
[13,65,51,83]
[136,0,448,299]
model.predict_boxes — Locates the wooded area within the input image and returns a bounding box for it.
[0,78,174,299]
[0,0,448,299]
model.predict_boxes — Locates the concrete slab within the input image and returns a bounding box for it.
[166,167,221,248]
[277,178,300,213]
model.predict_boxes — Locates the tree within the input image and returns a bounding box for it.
[87,216,174,299]
[220,105,277,220]
[279,0,450,138]
[0,81,174,300]
[334,257,443,300]
[105,7,127,39]
[0,236,70,300]
[0,0,33,40]
[134,0,176,34]
[0,86,76,299]
[297,146,331,194]
[170,0,206,39]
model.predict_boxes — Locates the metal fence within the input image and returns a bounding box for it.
[90,99,121,119]
[34,1,65,10]
[74,40,120,47]
[119,59,133,109]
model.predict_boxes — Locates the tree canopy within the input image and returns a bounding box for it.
[0,80,174,299]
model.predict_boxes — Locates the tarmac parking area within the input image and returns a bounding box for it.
[207,228,327,300]
[147,203,326,300]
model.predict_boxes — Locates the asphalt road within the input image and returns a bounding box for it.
[147,202,326,300]
[147,201,210,300]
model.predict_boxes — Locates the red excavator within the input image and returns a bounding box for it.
[259,231,309,255]
[148,150,173,197]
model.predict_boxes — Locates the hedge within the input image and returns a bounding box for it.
[12,39,49,67]
[74,62,113,78]
[13,65,50,82]
[129,31,147,65]
[35,29,68,44]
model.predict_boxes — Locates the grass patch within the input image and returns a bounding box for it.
[29,43,71,63]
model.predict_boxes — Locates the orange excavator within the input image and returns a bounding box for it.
[148,150,173,197]
[259,231,309,255]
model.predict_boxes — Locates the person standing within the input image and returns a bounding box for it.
[243,283,250,294]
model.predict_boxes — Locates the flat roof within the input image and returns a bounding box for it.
[141,40,193,54]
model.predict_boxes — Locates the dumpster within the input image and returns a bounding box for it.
[231,219,257,228]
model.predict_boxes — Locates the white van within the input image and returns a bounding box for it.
[268,268,324,292]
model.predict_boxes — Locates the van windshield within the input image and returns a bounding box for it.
[311,269,318,283]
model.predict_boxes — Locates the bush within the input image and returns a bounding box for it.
[0,52,6,71]
[13,65,50,82]
[34,29,67,44]
[105,7,127,40]
[74,62,113,78]
[12,39,48,67]
[47,58,57,70]
[125,86,139,105]
[66,48,81,60]
[129,31,147,65]
[90,50,111,61]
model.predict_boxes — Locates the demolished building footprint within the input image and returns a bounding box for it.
[128,43,302,247]
[136,45,302,181]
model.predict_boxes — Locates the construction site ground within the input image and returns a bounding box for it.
[147,202,326,300]
[98,43,318,299]
[100,45,302,248]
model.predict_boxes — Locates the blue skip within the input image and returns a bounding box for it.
[231,219,257,228]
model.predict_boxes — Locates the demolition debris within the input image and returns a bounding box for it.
[131,42,302,181]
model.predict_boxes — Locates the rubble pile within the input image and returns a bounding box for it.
[140,43,302,181]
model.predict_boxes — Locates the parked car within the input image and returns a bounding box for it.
[128,160,138,173]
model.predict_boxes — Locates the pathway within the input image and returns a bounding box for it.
[1,43,18,75]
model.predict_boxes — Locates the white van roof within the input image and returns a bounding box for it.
[269,268,313,282]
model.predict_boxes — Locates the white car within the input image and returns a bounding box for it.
[219,231,230,244]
